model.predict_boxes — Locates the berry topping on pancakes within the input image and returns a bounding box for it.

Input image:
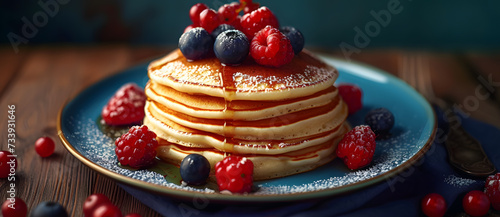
[181,1,304,68]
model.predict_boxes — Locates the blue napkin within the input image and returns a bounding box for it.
[120,108,500,217]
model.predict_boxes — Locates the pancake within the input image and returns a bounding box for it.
[145,81,337,120]
[148,49,338,101]
[144,104,349,155]
[144,48,349,180]
[155,125,348,181]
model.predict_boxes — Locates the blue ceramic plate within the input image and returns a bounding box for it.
[58,55,436,203]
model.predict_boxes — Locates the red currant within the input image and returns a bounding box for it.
[218,3,239,24]
[83,194,112,217]
[421,193,447,217]
[199,9,221,33]
[0,151,16,178]
[124,214,142,217]
[93,203,122,217]
[184,24,196,33]
[35,136,55,157]
[463,190,490,217]
[2,197,27,217]
[189,3,208,26]
[485,173,500,210]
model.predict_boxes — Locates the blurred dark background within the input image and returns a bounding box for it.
[1,0,499,51]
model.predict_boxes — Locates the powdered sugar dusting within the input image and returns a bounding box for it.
[64,117,214,193]
[64,116,425,195]
[444,175,477,187]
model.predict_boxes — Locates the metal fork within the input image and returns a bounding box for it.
[399,53,496,177]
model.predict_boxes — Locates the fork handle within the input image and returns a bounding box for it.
[444,112,497,177]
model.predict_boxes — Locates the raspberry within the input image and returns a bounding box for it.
[421,193,447,217]
[199,9,221,33]
[250,26,294,67]
[215,156,254,193]
[189,3,208,26]
[485,173,500,210]
[337,84,363,115]
[240,6,279,40]
[115,125,158,169]
[463,190,490,217]
[336,125,376,170]
[101,83,146,126]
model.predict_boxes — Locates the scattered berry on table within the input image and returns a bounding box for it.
[336,125,376,170]
[214,30,250,66]
[83,194,112,217]
[2,197,27,217]
[279,26,304,54]
[189,3,208,26]
[218,3,239,24]
[250,26,294,67]
[101,83,146,126]
[421,193,447,217]
[215,156,254,193]
[199,9,221,33]
[179,27,214,61]
[180,154,211,185]
[462,190,490,217]
[0,151,16,178]
[364,108,395,136]
[240,6,279,40]
[337,84,363,115]
[30,201,68,217]
[211,24,236,39]
[485,173,500,210]
[35,136,55,158]
[115,125,158,169]
[92,203,122,217]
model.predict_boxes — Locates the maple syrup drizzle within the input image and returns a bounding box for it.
[220,64,237,153]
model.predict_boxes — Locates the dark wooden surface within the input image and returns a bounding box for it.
[0,45,499,217]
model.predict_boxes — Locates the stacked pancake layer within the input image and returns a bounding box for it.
[145,49,349,180]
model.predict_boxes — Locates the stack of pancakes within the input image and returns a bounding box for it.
[144,49,349,180]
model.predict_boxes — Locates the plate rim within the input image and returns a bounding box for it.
[57,54,437,203]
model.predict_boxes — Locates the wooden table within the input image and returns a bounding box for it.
[0,45,499,216]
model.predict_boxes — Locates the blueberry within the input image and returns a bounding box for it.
[30,201,68,217]
[364,108,395,136]
[280,26,304,54]
[214,30,249,65]
[211,24,236,39]
[179,27,214,61]
[180,154,210,185]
